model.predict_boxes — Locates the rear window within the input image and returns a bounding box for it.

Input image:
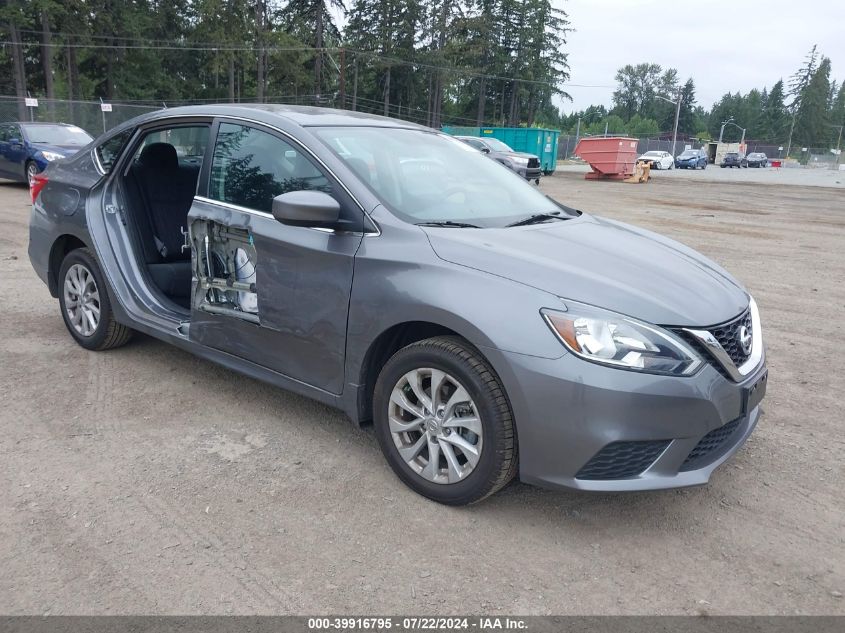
[95,129,133,173]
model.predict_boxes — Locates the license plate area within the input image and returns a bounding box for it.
[743,369,768,414]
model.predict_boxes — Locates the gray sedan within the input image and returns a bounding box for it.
[28,105,767,505]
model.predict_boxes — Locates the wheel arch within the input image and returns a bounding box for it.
[47,234,90,297]
[353,320,485,425]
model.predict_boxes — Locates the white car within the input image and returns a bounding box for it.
[637,150,674,170]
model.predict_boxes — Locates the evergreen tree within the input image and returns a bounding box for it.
[761,79,789,141]
[794,56,831,147]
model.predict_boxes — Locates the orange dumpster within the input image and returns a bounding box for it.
[573,137,640,180]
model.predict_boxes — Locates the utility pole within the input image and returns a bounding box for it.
[352,55,358,111]
[575,117,581,145]
[339,48,346,109]
[671,90,681,157]
[785,111,797,158]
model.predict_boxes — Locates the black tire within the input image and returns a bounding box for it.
[58,248,133,351]
[25,160,38,186]
[373,336,518,505]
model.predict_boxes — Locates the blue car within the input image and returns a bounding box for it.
[674,148,708,169]
[0,121,93,185]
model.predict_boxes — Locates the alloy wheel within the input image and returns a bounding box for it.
[63,263,101,337]
[388,368,483,484]
[26,163,38,187]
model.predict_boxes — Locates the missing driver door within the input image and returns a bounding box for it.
[187,120,364,395]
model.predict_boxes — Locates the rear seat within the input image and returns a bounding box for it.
[125,142,199,301]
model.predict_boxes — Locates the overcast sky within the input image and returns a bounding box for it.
[559,0,845,113]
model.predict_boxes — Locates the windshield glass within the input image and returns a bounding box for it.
[314,127,570,228]
[643,151,661,157]
[22,124,93,146]
[679,151,697,158]
[482,137,514,153]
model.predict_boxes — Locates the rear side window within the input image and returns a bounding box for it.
[209,123,331,213]
[95,130,132,173]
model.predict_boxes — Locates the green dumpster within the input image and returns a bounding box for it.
[441,126,560,175]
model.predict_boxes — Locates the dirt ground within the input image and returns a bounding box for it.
[0,169,843,615]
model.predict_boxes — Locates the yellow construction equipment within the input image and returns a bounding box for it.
[624,160,651,183]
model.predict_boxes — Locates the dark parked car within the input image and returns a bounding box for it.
[747,152,769,168]
[0,121,93,185]
[28,105,766,505]
[674,148,708,170]
[721,152,747,168]
[455,135,542,183]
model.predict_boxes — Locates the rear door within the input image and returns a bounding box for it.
[187,119,365,395]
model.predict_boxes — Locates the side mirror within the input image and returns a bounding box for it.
[8,137,21,145]
[272,190,340,228]
[480,147,491,154]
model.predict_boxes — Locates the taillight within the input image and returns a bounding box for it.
[30,172,48,203]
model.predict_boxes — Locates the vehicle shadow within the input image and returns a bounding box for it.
[116,332,730,536]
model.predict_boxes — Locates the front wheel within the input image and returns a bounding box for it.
[373,336,517,505]
[25,161,39,187]
[58,248,133,351]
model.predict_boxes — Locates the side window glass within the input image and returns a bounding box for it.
[0,126,8,142]
[136,127,208,165]
[95,130,133,173]
[209,123,331,213]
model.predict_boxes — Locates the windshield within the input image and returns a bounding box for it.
[22,124,93,146]
[482,137,514,153]
[679,151,697,158]
[643,151,661,157]
[314,127,570,228]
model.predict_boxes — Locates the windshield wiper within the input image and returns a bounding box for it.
[505,211,565,227]
[415,221,481,229]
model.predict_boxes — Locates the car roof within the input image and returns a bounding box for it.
[116,103,431,130]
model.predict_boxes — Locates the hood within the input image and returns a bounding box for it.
[508,151,538,160]
[31,142,85,157]
[424,214,748,326]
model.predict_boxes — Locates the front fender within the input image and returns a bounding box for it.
[344,208,565,393]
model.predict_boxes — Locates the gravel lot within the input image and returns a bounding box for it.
[0,168,843,615]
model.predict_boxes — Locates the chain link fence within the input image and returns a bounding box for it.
[557,133,842,169]
[3,96,841,170]
[0,96,161,136]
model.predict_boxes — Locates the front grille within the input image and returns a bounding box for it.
[671,307,753,378]
[676,331,731,379]
[679,417,743,471]
[528,158,540,169]
[576,440,670,480]
[711,309,753,366]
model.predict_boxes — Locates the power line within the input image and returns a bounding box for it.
[0,36,612,90]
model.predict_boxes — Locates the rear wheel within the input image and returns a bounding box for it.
[373,336,517,505]
[58,248,133,351]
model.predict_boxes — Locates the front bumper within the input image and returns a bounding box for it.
[483,346,767,492]
[516,166,542,180]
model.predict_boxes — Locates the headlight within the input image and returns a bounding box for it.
[543,301,703,376]
[41,151,65,162]
[511,156,529,166]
